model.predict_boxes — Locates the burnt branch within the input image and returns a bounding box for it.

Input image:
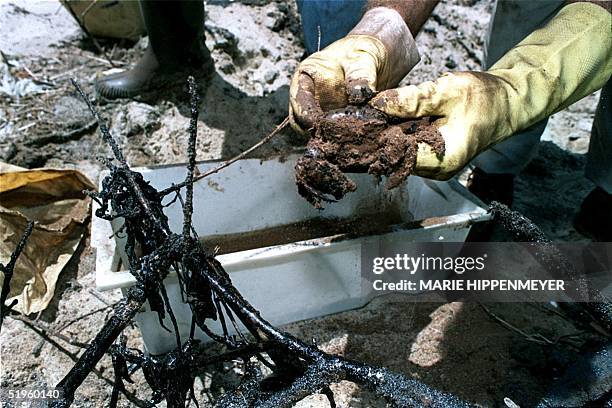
[183,76,199,240]
[52,286,147,407]
[0,220,33,331]
[71,79,169,236]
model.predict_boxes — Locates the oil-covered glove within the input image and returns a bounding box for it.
[370,2,612,180]
[289,7,420,134]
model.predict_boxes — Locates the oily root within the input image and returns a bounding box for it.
[0,221,34,331]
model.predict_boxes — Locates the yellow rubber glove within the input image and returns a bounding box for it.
[289,7,420,133]
[370,2,612,180]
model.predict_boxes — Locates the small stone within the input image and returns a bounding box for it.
[263,71,278,84]
[219,62,235,74]
[113,102,161,138]
[0,142,16,162]
[445,57,457,69]
[263,11,286,32]
[53,95,91,128]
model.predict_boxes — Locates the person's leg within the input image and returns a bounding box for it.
[297,0,366,55]
[468,0,564,207]
[482,0,565,71]
[471,121,547,178]
[95,0,213,99]
[574,80,612,241]
[585,80,612,195]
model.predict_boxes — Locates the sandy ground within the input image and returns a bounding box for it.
[0,1,607,407]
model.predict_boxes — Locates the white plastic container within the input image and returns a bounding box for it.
[92,154,490,354]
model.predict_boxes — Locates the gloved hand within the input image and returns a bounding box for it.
[289,7,420,134]
[370,2,612,180]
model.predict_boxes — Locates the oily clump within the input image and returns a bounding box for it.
[295,106,445,208]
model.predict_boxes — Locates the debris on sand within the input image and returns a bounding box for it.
[295,106,445,208]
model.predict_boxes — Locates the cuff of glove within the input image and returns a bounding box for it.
[349,7,420,88]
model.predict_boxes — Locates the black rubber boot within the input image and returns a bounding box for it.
[95,0,214,99]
